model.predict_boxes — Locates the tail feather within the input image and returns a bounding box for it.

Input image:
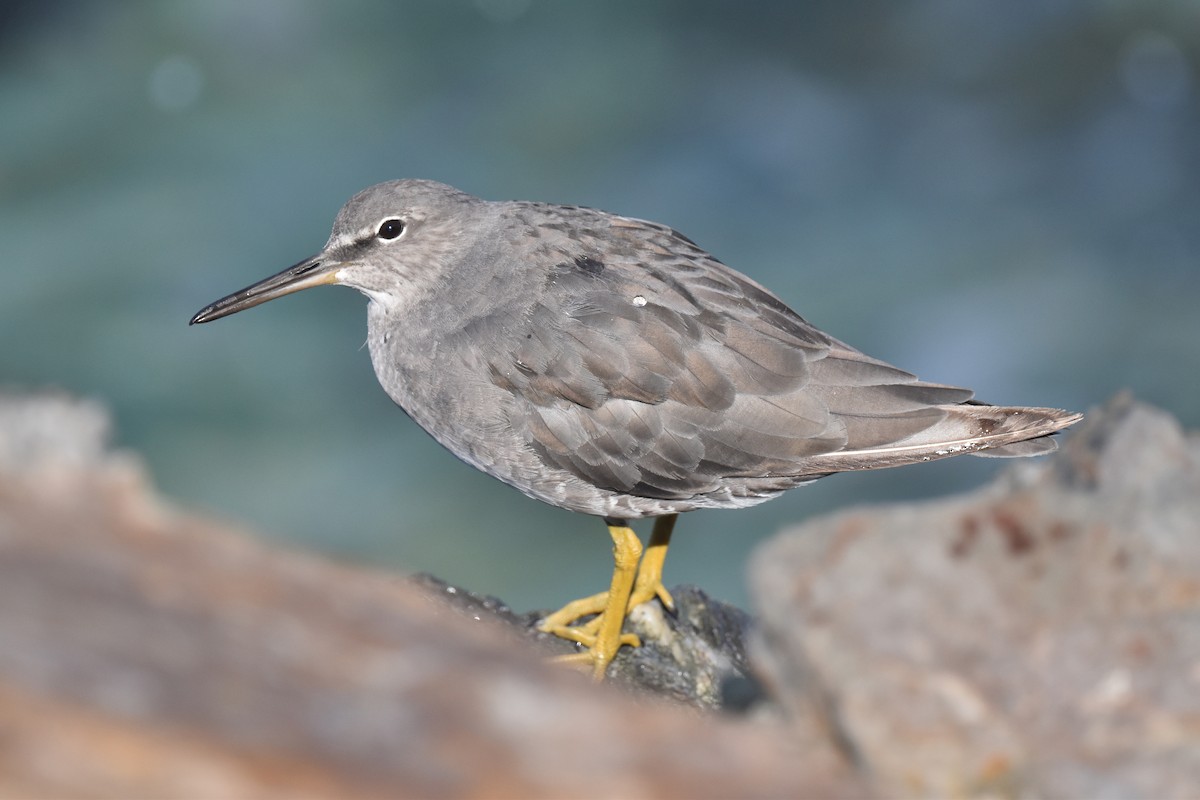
[807,405,1082,474]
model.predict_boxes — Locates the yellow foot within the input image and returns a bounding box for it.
[539,593,640,678]
[540,603,641,650]
[538,515,677,680]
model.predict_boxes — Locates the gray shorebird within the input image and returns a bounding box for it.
[191,179,1081,678]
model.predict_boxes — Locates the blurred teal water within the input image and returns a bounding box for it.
[2,1,1197,610]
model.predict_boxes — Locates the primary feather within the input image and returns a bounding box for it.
[472,202,1079,511]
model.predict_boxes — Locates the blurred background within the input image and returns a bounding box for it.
[1,0,1196,610]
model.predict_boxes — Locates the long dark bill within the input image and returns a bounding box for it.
[189,254,337,325]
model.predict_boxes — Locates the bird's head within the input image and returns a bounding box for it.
[190,179,483,325]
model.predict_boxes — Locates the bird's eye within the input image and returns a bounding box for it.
[377,219,405,240]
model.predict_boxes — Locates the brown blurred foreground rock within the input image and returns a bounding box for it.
[7,389,1195,799]
[751,393,1200,798]
[0,392,858,799]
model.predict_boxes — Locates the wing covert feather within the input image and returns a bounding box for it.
[484,210,1018,502]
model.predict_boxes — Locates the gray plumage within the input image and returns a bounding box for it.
[192,179,1081,520]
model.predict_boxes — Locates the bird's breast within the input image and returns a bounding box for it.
[365,299,540,484]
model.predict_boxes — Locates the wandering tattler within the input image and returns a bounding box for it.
[191,179,1081,678]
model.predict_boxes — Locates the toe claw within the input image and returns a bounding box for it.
[657,584,675,612]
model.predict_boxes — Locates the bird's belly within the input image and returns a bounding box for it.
[372,357,692,517]
[365,310,800,519]
[367,344,573,503]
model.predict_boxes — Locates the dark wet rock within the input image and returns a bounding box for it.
[411,572,768,711]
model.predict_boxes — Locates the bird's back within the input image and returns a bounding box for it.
[388,201,1076,518]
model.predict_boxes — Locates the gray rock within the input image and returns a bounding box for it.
[0,391,112,471]
[749,393,1200,798]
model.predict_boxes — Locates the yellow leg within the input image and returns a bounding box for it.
[542,521,642,679]
[539,514,678,679]
[628,514,676,611]
[585,523,642,679]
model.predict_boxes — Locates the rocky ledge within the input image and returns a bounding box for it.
[0,391,1195,798]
